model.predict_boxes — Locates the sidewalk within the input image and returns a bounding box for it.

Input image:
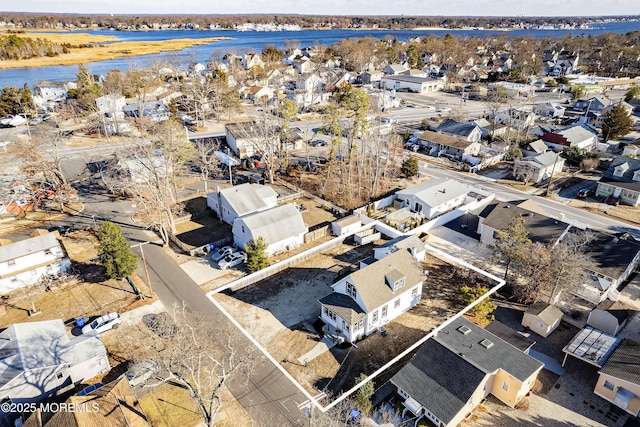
[298,335,337,365]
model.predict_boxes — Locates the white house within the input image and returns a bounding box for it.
[0,233,71,293]
[513,151,565,184]
[95,94,126,119]
[0,320,110,403]
[240,53,265,70]
[206,183,278,225]
[395,178,470,220]
[595,156,640,207]
[383,64,408,75]
[541,123,598,152]
[380,75,445,94]
[416,130,482,160]
[373,235,426,262]
[224,121,273,159]
[232,204,307,256]
[319,250,424,343]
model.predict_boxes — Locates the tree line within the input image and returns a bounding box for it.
[0,33,67,60]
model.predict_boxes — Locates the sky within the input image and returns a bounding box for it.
[4,0,640,17]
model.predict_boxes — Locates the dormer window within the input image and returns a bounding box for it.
[346,282,357,299]
[614,163,629,178]
[633,170,640,182]
[385,269,405,292]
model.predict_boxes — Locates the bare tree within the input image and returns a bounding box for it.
[193,138,222,193]
[484,85,508,136]
[141,306,261,427]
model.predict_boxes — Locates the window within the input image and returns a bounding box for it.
[502,381,509,392]
[372,310,378,323]
[56,372,63,380]
[411,287,419,298]
[7,260,15,267]
[394,299,400,309]
[44,249,51,256]
[346,282,357,299]
[381,305,388,318]
[603,380,616,391]
[393,277,405,291]
[357,319,364,330]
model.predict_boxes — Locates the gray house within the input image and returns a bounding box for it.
[0,320,110,404]
[595,156,640,207]
[207,183,278,225]
[435,119,483,143]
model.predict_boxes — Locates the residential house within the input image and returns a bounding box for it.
[595,156,640,206]
[533,102,566,119]
[382,64,408,75]
[232,204,307,256]
[123,100,170,123]
[0,233,71,293]
[416,130,481,160]
[318,250,424,343]
[206,183,278,225]
[623,145,640,157]
[244,85,275,103]
[287,72,326,107]
[541,123,598,152]
[380,75,445,94]
[23,377,150,426]
[0,320,110,404]
[477,200,570,246]
[587,308,629,336]
[399,69,428,78]
[594,339,640,416]
[521,302,564,337]
[95,94,125,118]
[596,101,635,129]
[485,321,536,354]
[331,215,362,237]
[395,178,470,220]
[241,53,264,70]
[293,58,315,74]
[373,235,427,262]
[545,49,579,76]
[491,82,536,99]
[573,96,612,114]
[573,230,640,304]
[224,121,270,159]
[513,151,565,184]
[33,82,68,103]
[495,107,537,131]
[435,119,483,143]
[391,317,543,427]
[522,139,549,157]
[361,70,384,86]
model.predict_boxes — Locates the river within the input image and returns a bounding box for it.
[1,19,638,88]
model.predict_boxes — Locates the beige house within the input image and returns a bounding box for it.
[595,339,640,416]
[417,130,481,160]
[391,317,543,427]
[521,302,564,337]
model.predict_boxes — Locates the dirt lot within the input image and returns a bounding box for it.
[214,249,490,397]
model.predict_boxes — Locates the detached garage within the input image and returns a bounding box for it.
[522,302,563,338]
[331,215,362,236]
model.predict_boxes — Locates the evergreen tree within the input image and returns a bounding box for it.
[492,215,532,280]
[461,285,496,324]
[244,237,269,272]
[401,155,419,177]
[352,373,374,415]
[97,221,138,280]
[601,103,633,142]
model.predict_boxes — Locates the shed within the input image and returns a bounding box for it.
[587,308,629,336]
[521,302,563,337]
[331,215,361,236]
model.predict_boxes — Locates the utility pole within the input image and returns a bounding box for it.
[131,242,154,298]
[545,152,561,197]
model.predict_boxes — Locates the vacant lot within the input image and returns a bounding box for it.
[215,250,491,396]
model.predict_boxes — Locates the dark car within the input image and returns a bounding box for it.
[248,174,265,184]
[48,225,73,235]
[299,160,317,172]
[577,188,592,199]
[308,139,327,147]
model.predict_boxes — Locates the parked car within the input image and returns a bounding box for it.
[126,359,159,387]
[48,225,72,235]
[436,107,452,114]
[308,139,327,147]
[577,188,593,199]
[299,160,317,172]
[218,251,247,270]
[81,312,121,334]
[211,246,235,262]
[248,174,265,184]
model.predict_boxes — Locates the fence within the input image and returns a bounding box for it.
[304,225,330,243]
[188,237,234,257]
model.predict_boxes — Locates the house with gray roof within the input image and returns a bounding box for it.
[416,130,481,160]
[207,183,278,225]
[0,233,71,293]
[435,119,483,143]
[391,317,543,427]
[572,230,640,304]
[522,139,548,156]
[382,64,408,75]
[595,156,640,207]
[318,250,424,343]
[513,151,565,184]
[477,200,570,246]
[541,123,598,151]
[594,339,640,416]
[0,320,110,404]
[232,203,307,256]
[396,178,471,220]
[373,235,426,262]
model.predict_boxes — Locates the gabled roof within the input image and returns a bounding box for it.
[599,339,640,385]
[392,317,543,424]
[342,250,424,312]
[318,293,367,324]
[479,201,569,245]
[517,151,562,168]
[0,232,60,264]
[436,119,481,139]
[397,178,469,210]
[602,155,640,183]
[417,130,475,150]
[526,139,548,154]
[544,124,597,145]
[237,203,307,244]
[219,183,278,217]
[485,321,535,352]
[384,64,407,74]
[526,302,563,325]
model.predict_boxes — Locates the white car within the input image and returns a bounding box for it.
[81,312,122,334]
[436,107,452,114]
[211,246,235,262]
[218,252,247,270]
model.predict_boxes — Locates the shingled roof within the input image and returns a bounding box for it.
[599,339,640,385]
